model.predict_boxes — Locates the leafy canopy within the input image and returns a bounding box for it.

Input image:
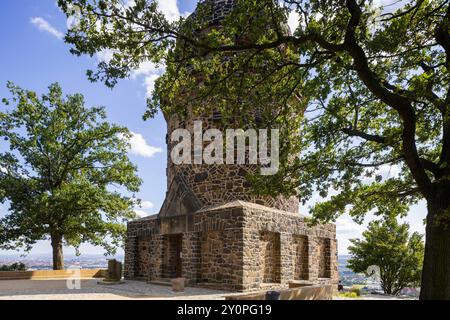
[0,262,27,272]
[0,82,142,255]
[348,217,424,295]
[56,0,450,224]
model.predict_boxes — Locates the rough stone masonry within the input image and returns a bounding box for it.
[124,0,338,292]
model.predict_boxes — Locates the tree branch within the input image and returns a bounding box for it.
[342,128,387,144]
[343,0,433,197]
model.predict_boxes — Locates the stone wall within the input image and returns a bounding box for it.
[125,201,338,292]
[166,114,299,213]
[259,231,281,284]
[317,238,332,279]
[192,205,245,291]
[135,236,152,279]
[240,202,338,291]
[123,0,338,295]
[200,231,225,283]
[124,217,160,280]
[181,232,201,285]
[160,2,299,215]
[161,234,182,279]
[293,235,309,281]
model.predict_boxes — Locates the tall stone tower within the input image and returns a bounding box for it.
[161,98,300,219]
[124,0,338,293]
[161,0,299,217]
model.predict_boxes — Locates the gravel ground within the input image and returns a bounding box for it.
[0,279,232,300]
[0,280,415,300]
[334,294,417,300]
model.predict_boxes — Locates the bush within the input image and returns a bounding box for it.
[0,262,27,271]
[348,218,424,295]
[338,292,361,299]
[350,286,362,297]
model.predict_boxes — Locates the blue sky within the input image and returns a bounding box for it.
[0,0,426,258]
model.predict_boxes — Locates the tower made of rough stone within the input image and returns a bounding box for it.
[124,0,338,292]
[161,0,299,217]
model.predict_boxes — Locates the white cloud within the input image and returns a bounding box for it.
[66,15,78,30]
[96,49,116,63]
[124,0,136,8]
[287,9,323,33]
[408,221,426,234]
[124,0,181,22]
[143,73,161,97]
[373,0,403,9]
[287,11,300,33]
[336,214,368,254]
[336,202,427,255]
[122,132,162,158]
[30,17,64,40]
[400,201,426,236]
[361,164,402,185]
[378,164,401,179]
[131,61,158,79]
[134,209,150,218]
[0,166,7,174]
[336,215,366,236]
[140,201,154,210]
[134,201,155,218]
[315,12,324,21]
[92,39,163,98]
[130,61,165,97]
[65,3,82,29]
[157,0,181,22]
[64,1,179,98]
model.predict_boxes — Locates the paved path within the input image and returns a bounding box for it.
[0,280,416,300]
[334,294,416,300]
[0,279,232,300]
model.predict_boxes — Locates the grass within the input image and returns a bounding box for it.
[337,292,362,299]
[336,285,364,299]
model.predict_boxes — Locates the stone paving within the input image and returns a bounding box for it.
[0,279,232,300]
[334,294,416,300]
[0,279,412,300]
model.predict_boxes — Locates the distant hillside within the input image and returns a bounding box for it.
[0,254,123,271]
[1,253,368,285]
[338,255,370,287]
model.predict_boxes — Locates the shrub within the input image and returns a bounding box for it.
[350,286,362,297]
[338,292,361,299]
[0,262,27,271]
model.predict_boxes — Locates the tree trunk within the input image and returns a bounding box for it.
[420,202,450,300]
[51,234,64,270]
[382,281,392,295]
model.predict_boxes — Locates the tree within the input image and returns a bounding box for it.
[0,82,141,270]
[348,218,424,295]
[56,0,450,299]
[0,262,27,272]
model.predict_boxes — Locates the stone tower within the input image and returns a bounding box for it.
[161,0,299,217]
[124,0,338,292]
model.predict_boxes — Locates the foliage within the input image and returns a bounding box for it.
[55,0,450,298]
[338,291,361,299]
[55,0,449,218]
[0,82,141,268]
[0,262,27,271]
[348,218,424,295]
[349,286,363,297]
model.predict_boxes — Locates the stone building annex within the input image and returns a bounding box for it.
[124,0,338,292]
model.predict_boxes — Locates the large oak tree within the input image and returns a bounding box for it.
[56,0,450,299]
[0,83,141,270]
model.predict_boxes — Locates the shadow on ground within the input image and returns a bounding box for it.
[0,279,231,300]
